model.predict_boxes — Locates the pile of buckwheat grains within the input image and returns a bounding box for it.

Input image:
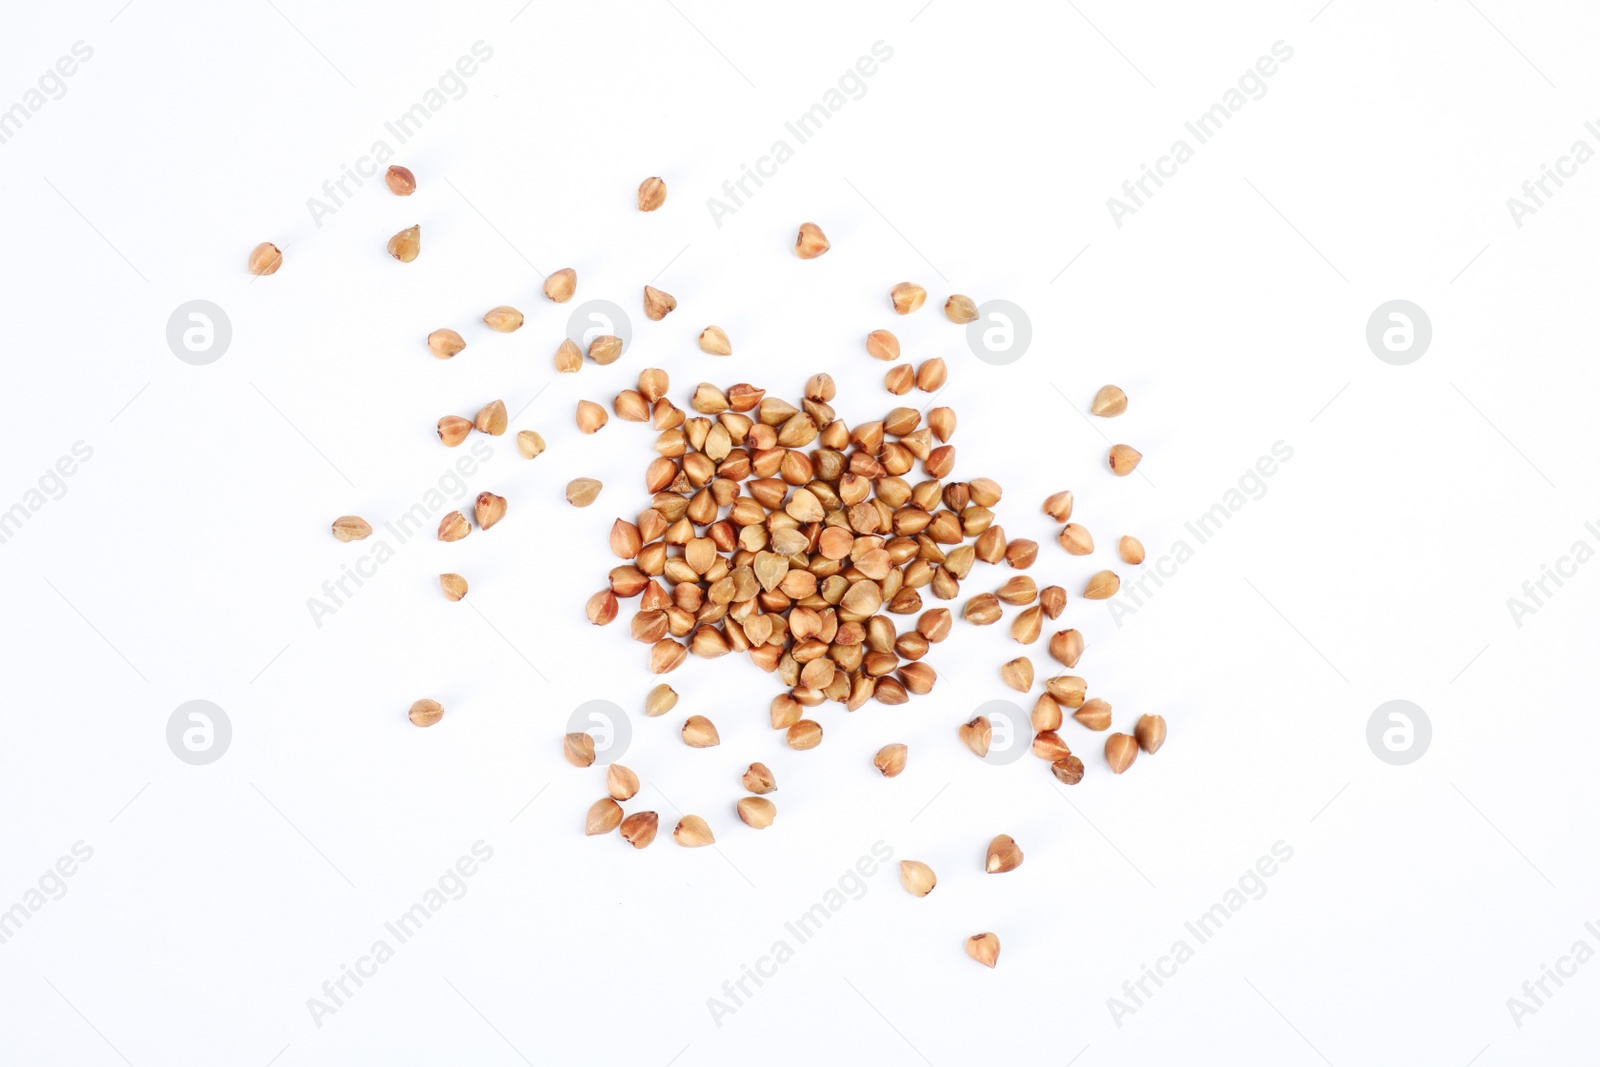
[285,168,1167,967]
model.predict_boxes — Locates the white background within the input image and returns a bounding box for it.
[2,1,1597,1064]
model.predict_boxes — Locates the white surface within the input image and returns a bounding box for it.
[2,1,1597,1064]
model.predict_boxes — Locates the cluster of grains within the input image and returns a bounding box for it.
[295,170,1167,966]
